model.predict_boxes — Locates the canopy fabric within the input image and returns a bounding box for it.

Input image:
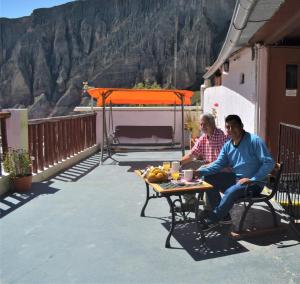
[86,88,194,106]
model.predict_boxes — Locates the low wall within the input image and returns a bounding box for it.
[75,106,201,145]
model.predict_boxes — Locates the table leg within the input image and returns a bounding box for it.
[165,195,175,248]
[195,192,206,244]
[140,182,150,217]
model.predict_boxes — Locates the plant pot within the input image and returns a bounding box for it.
[12,175,32,192]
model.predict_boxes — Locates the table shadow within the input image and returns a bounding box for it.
[161,222,248,261]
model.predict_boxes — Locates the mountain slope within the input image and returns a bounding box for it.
[0,0,235,118]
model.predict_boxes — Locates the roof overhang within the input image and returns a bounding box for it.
[203,0,286,79]
[249,0,300,45]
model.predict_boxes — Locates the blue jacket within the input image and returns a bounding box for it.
[198,132,275,181]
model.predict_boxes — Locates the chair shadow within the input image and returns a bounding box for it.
[0,181,60,218]
[231,204,300,247]
[52,153,100,182]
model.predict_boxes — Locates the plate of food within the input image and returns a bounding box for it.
[180,178,203,185]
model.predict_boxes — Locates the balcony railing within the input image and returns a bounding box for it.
[0,112,11,176]
[277,123,300,220]
[28,113,96,174]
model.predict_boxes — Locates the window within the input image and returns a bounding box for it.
[240,73,245,84]
[223,60,229,73]
[286,64,298,96]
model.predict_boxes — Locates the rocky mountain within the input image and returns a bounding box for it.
[0,0,235,118]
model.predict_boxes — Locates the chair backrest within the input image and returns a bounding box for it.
[266,162,283,199]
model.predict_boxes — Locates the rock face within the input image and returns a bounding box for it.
[0,0,235,118]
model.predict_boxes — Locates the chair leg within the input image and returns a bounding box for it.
[265,200,278,227]
[238,202,253,232]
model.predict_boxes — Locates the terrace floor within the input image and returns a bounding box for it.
[1,150,300,284]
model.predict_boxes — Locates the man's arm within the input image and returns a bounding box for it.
[180,136,204,167]
[197,144,229,176]
[180,152,200,167]
[250,137,275,182]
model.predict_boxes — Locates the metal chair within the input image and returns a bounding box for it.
[236,163,283,232]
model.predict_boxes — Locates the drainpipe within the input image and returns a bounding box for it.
[254,43,263,136]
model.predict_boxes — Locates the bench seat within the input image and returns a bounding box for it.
[112,125,174,146]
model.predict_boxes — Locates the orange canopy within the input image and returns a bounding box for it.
[86,88,194,106]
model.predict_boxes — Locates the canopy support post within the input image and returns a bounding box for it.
[100,91,117,164]
[100,94,105,165]
[174,92,185,156]
[180,94,185,156]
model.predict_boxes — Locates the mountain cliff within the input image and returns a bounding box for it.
[0,0,235,118]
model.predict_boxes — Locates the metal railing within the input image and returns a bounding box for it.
[277,123,300,221]
[28,113,97,174]
[0,112,11,176]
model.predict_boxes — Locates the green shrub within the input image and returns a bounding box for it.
[3,148,32,178]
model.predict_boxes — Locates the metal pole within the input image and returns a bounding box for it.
[181,94,185,156]
[90,96,94,112]
[101,94,105,165]
[174,11,178,89]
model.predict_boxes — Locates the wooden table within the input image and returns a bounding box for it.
[135,170,214,248]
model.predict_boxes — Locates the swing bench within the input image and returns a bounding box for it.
[111,125,175,147]
[86,88,194,164]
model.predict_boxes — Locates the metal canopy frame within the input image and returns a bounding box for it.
[98,89,186,164]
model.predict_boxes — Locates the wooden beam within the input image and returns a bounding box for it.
[0,112,11,119]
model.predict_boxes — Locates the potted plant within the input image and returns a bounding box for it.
[184,109,200,149]
[3,148,33,192]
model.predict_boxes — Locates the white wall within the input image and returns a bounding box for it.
[75,106,201,145]
[256,46,269,140]
[222,47,257,104]
[203,47,257,133]
[4,109,29,151]
[204,86,255,133]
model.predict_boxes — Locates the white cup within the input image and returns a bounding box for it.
[183,169,193,181]
[171,161,180,173]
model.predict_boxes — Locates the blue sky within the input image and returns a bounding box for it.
[0,0,75,18]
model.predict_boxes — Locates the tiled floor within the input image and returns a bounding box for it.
[1,151,299,284]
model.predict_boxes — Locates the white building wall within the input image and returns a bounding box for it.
[256,46,269,140]
[4,109,28,151]
[204,86,255,132]
[203,47,257,133]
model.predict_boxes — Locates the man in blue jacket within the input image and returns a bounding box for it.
[197,115,275,231]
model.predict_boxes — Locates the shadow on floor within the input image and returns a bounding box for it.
[143,203,299,261]
[118,159,209,172]
[52,153,100,182]
[161,221,249,261]
[0,181,59,218]
[118,161,167,172]
[241,227,300,248]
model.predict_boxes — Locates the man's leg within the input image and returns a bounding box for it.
[209,183,263,222]
[204,172,236,210]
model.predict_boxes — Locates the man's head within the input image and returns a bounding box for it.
[200,113,216,135]
[225,115,244,140]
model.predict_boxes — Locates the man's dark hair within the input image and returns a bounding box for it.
[225,115,243,127]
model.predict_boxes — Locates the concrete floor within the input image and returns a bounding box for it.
[1,151,300,284]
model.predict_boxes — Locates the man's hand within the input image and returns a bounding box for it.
[238,178,251,185]
[193,170,200,179]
